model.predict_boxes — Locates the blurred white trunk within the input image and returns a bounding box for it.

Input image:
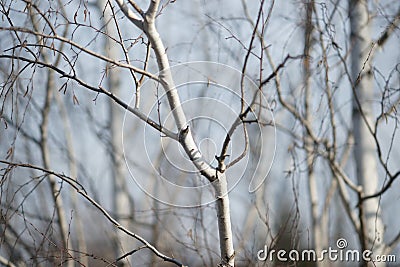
[40,73,74,267]
[349,0,385,264]
[28,5,75,265]
[55,91,89,267]
[303,2,328,265]
[98,0,133,265]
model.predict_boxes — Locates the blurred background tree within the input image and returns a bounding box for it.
[1,0,399,266]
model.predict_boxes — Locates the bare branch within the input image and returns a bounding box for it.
[376,6,400,47]
[0,160,186,267]
[114,0,143,29]
[0,26,158,80]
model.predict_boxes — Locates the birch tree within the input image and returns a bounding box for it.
[96,0,135,264]
[350,0,385,264]
[1,0,399,266]
[259,0,399,265]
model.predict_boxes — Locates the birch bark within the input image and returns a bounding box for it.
[349,0,385,264]
[115,0,235,265]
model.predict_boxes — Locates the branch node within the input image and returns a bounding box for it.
[178,125,189,142]
[215,155,229,173]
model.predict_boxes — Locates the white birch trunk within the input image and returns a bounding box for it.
[214,173,235,267]
[349,0,385,264]
[143,2,235,266]
[115,1,235,265]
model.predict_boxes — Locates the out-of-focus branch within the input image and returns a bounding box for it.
[27,4,74,264]
[359,170,400,202]
[384,230,400,255]
[98,0,135,264]
[0,160,186,267]
[0,256,16,267]
[376,7,400,47]
[0,54,177,139]
[0,26,158,80]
